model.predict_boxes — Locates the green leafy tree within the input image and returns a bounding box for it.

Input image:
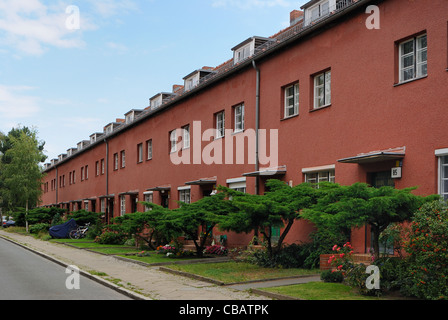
[0,129,46,231]
[302,183,430,260]
[219,180,317,258]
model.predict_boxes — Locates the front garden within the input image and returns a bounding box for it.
[3,180,448,300]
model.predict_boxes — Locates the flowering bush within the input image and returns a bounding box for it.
[204,245,228,256]
[402,200,448,300]
[326,242,379,296]
[156,244,178,255]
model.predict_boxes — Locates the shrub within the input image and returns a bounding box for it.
[321,270,343,283]
[29,223,50,234]
[204,245,228,256]
[95,230,126,245]
[401,200,448,300]
[247,243,314,268]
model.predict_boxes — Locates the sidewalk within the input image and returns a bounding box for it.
[0,230,319,300]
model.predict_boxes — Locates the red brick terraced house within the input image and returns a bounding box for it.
[41,0,448,253]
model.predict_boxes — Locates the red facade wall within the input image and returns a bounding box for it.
[41,0,448,251]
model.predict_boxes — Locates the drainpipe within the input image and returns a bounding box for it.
[252,60,260,196]
[55,165,58,205]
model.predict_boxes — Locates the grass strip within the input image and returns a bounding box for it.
[165,262,319,284]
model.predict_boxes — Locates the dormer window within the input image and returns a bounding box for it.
[150,93,176,110]
[183,68,216,92]
[104,122,122,135]
[67,148,77,157]
[90,133,103,144]
[125,109,143,124]
[232,37,271,65]
[310,1,329,22]
[77,140,90,151]
[302,0,353,25]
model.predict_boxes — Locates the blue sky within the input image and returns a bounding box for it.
[0,0,307,162]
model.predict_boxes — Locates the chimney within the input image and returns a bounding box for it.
[290,10,303,26]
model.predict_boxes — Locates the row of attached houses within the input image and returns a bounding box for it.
[41,0,448,252]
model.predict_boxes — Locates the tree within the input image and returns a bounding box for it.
[0,128,46,231]
[302,182,431,260]
[219,180,317,258]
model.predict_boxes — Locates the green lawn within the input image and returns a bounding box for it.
[259,282,386,300]
[165,262,320,284]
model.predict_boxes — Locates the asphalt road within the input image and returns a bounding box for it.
[0,237,132,300]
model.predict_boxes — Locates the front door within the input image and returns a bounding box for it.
[370,171,395,188]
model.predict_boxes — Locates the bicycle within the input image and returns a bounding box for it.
[69,223,91,240]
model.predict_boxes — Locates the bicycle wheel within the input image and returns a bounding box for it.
[69,229,80,240]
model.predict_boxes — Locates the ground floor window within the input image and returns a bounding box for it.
[120,195,126,216]
[144,192,153,211]
[179,189,191,204]
[305,170,335,185]
[438,153,448,200]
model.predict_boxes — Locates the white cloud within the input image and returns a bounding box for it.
[0,0,94,56]
[0,85,40,119]
[87,0,138,17]
[211,0,292,10]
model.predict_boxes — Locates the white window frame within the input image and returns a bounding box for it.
[114,153,119,170]
[216,111,225,139]
[144,192,153,211]
[121,150,126,168]
[170,130,177,153]
[314,70,331,109]
[137,143,143,163]
[399,34,427,83]
[284,83,299,118]
[183,125,190,149]
[100,198,106,213]
[234,104,245,133]
[120,195,126,216]
[303,165,335,186]
[227,177,247,193]
[147,139,153,160]
[178,187,191,204]
[436,149,448,201]
[310,1,330,22]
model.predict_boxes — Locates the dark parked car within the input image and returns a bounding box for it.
[2,217,15,228]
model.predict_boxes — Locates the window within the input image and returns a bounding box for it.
[314,70,331,109]
[170,130,177,153]
[85,165,88,180]
[234,104,245,133]
[436,150,448,200]
[114,153,119,170]
[183,125,190,149]
[147,139,153,160]
[216,111,225,138]
[121,150,126,168]
[101,159,105,174]
[227,178,247,194]
[69,172,72,185]
[179,189,191,204]
[399,34,427,83]
[100,198,106,213]
[137,143,143,163]
[81,167,85,181]
[144,193,153,211]
[120,195,126,216]
[305,170,335,186]
[284,83,299,117]
[235,44,251,64]
[96,161,100,176]
[73,170,76,184]
[310,1,329,22]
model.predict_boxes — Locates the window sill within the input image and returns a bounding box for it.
[232,130,245,135]
[309,104,331,113]
[281,114,299,121]
[394,75,427,87]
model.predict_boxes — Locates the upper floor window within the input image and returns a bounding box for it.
[399,34,427,83]
[314,70,331,109]
[234,104,245,133]
[310,1,329,22]
[284,83,299,118]
[147,139,153,160]
[183,125,190,149]
[114,153,119,170]
[170,130,177,153]
[137,143,143,163]
[216,111,225,139]
[120,150,126,168]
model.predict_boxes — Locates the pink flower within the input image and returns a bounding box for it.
[337,265,343,270]
[332,245,338,251]
[340,253,345,258]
